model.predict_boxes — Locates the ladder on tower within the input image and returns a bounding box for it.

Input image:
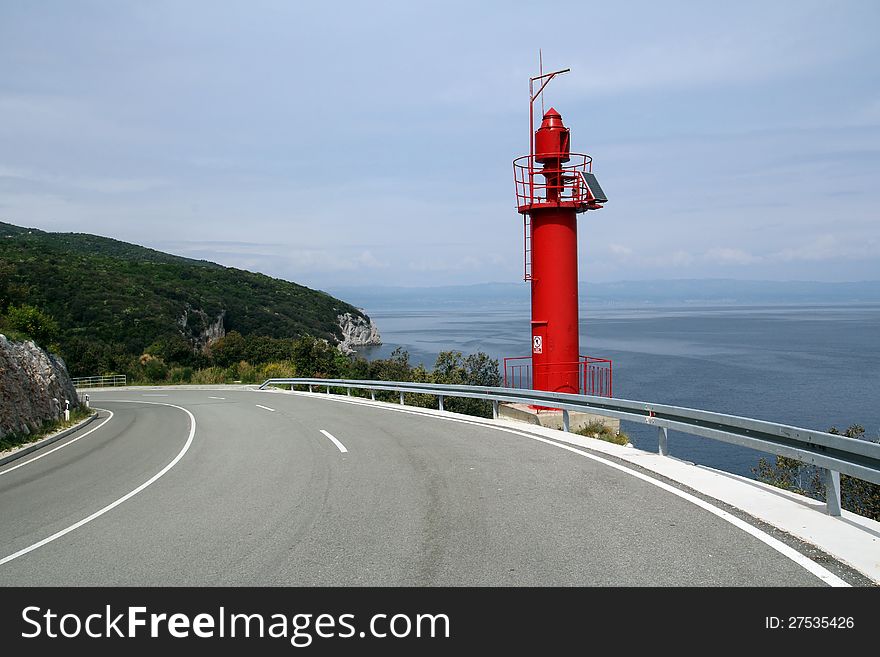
[523,214,532,281]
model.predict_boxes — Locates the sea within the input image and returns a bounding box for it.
[353,300,880,479]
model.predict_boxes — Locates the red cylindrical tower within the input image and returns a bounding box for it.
[513,103,607,395]
[532,108,577,392]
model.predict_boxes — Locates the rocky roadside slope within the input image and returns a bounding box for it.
[0,334,79,440]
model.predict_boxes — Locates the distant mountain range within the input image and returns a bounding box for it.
[330,279,880,308]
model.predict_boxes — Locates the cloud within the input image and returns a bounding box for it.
[407,254,495,273]
[705,248,760,266]
[560,3,874,99]
[0,163,167,194]
[156,239,389,275]
[2,3,878,287]
[771,235,879,263]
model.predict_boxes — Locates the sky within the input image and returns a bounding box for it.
[1,0,878,289]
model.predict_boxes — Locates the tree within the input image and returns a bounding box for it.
[432,350,464,384]
[753,424,879,521]
[291,335,345,378]
[369,347,413,383]
[243,335,296,364]
[432,350,500,418]
[4,304,60,347]
[463,351,501,387]
[210,331,247,367]
[146,334,196,366]
[0,262,12,309]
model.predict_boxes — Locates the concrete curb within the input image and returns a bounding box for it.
[0,412,99,468]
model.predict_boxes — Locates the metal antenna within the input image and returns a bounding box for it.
[539,49,544,115]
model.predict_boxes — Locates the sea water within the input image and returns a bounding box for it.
[356,301,880,478]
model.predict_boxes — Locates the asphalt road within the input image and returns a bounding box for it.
[0,388,835,586]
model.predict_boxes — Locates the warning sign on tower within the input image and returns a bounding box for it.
[533,335,542,354]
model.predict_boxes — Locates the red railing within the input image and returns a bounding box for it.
[503,355,613,398]
[513,153,597,213]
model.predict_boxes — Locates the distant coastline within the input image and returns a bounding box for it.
[328,279,880,309]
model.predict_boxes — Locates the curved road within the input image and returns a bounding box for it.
[0,388,841,586]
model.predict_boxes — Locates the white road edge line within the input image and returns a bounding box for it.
[142,394,168,397]
[0,400,196,568]
[0,411,115,477]
[272,389,850,587]
[209,396,225,400]
[255,404,275,412]
[319,429,348,453]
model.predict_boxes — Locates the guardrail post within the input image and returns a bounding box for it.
[825,469,842,516]
[562,409,570,432]
[400,391,405,405]
[438,395,444,412]
[658,426,669,456]
[370,390,375,401]
[347,387,351,396]
[326,385,330,394]
[492,400,499,419]
[308,385,313,393]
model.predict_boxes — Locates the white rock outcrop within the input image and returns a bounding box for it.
[177,306,226,351]
[336,312,381,355]
[0,334,79,439]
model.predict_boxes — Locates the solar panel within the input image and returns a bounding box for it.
[580,172,607,203]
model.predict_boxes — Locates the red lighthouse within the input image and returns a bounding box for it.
[507,68,612,397]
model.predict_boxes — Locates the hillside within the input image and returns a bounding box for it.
[0,221,372,376]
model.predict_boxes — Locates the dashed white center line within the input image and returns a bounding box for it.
[319,430,348,453]
[143,394,168,397]
[255,404,276,412]
[209,396,225,400]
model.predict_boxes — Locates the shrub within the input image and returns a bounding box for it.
[210,331,247,367]
[576,419,629,446]
[140,356,169,382]
[291,335,347,378]
[146,335,196,366]
[4,304,59,347]
[169,366,193,383]
[431,350,500,417]
[260,361,297,380]
[190,367,229,384]
[753,424,879,521]
[235,360,259,383]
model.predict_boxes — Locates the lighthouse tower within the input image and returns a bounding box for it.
[509,68,611,397]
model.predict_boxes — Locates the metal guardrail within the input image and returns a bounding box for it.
[72,374,127,388]
[259,377,880,517]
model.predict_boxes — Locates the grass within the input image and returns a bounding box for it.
[0,328,35,343]
[575,419,630,446]
[0,407,94,454]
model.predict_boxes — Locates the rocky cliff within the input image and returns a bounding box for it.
[0,334,79,439]
[178,306,227,351]
[336,312,382,355]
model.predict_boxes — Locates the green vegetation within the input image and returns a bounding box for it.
[753,424,879,521]
[269,347,502,419]
[0,407,93,454]
[0,221,368,377]
[3,303,59,348]
[0,222,505,419]
[575,419,630,446]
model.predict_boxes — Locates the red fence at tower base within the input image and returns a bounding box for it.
[503,355,613,398]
